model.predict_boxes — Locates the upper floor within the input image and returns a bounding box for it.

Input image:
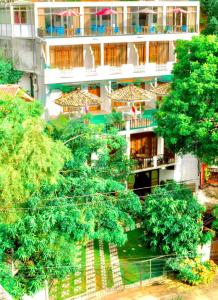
[0,1,200,39]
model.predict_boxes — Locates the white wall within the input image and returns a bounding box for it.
[159,169,175,183]
[19,73,31,94]
[23,288,48,300]
[100,81,111,112]
[174,154,199,185]
[45,90,62,118]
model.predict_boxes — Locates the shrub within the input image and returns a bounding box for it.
[168,257,217,285]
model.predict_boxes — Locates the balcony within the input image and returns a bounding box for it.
[44,63,174,84]
[132,153,175,172]
[37,25,198,39]
[0,24,34,38]
[90,109,157,132]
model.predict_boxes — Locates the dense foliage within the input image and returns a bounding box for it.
[0,104,141,298]
[48,117,142,245]
[155,35,218,165]
[142,182,210,256]
[0,195,77,297]
[201,0,218,35]
[0,96,70,212]
[212,205,218,230]
[0,58,23,84]
[168,257,217,285]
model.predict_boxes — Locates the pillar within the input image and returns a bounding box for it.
[157,137,164,155]
[100,81,111,112]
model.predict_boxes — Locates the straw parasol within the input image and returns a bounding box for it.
[149,83,171,96]
[55,89,101,108]
[109,85,153,102]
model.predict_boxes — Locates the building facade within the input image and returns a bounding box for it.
[0,1,200,195]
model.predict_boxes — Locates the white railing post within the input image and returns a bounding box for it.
[153,156,157,168]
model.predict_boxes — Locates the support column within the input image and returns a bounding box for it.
[45,44,50,67]
[123,6,128,34]
[157,137,164,155]
[84,45,93,69]
[80,7,84,36]
[100,43,104,66]
[100,81,111,112]
[163,5,167,29]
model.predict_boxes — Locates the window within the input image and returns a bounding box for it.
[149,41,169,64]
[50,45,84,69]
[104,43,127,66]
[14,6,32,25]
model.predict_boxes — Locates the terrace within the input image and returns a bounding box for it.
[36,5,198,38]
[90,109,157,131]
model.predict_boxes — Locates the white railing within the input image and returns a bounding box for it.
[0,24,12,36]
[44,62,173,84]
[13,24,34,38]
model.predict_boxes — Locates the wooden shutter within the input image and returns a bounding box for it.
[91,44,100,67]
[135,42,146,65]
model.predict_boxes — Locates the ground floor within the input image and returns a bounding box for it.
[23,76,168,119]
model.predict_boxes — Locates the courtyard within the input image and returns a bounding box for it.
[49,229,165,300]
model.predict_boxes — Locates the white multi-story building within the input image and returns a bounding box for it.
[0,1,200,195]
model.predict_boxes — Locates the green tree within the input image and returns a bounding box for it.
[0,58,23,84]
[0,96,70,211]
[142,182,210,256]
[155,35,218,165]
[201,0,218,35]
[0,115,141,298]
[0,194,78,298]
[47,117,142,246]
[212,205,218,230]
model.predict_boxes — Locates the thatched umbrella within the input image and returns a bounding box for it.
[55,89,101,110]
[149,83,171,96]
[109,85,153,102]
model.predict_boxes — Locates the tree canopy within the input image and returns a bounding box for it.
[0,96,70,212]
[142,181,210,256]
[155,35,218,165]
[201,0,218,35]
[0,111,141,298]
[212,205,218,231]
[0,58,23,84]
[48,117,142,245]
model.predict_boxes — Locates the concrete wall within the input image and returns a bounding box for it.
[23,288,48,300]
[19,73,31,94]
[45,89,62,119]
[174,154,199,186]
[159,169,175,183]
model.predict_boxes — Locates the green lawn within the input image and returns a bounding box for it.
[49,229,163,298]
[118,229,159,285]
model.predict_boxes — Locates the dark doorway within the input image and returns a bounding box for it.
[133,170,159,199]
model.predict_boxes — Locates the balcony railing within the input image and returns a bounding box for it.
[37,24,197,38]
[105,116,157,132]
[44,63,173,84]
[132,153,175,171]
